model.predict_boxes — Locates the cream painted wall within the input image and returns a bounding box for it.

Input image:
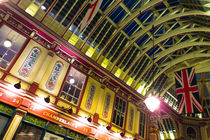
[10,40,49,83]
[39,56,69,96]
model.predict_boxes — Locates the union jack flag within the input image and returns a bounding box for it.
[174,67,203,114]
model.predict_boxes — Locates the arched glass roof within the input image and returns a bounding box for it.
[20,0,210,115]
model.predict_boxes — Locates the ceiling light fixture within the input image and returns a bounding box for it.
[68,107,73,114]
[14,81,21,89]
[4,39,12,48]
[44,95,50,103]
[106,125,111,130]
[120,132,125,137]
[144,96,160,112]
[87,116,92,122]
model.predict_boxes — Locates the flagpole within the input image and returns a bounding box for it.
[200,72,205,117]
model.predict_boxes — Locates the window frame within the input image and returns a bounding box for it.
[59,65,88,106]
[139,111,146,138]
[0,24,28,71]
[112,96,127,128]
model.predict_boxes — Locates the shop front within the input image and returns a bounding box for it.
[0,81,122,140]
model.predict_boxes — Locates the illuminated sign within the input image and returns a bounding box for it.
[28,102,91,135]
[0,88,22,107]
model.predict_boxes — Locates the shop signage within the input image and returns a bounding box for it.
[0,86,121,140]
[0,88,22,107]
[28,102,91,135]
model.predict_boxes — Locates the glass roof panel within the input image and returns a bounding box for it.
[133,1,142,9]
[123,21,139,36]
[137,10,152,22]
[123,0,138,9]
[168,0,179,6]
[136,34,149,46]
[101,0,113,11]
[108,6,127,24]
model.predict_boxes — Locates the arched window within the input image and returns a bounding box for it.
[19,48,40,77]
[46,62,63,90]
[85,84,96,110]
[103,93,111,118]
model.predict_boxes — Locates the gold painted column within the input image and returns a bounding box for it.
[3,109,26,140]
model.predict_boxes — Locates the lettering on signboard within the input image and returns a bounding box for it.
[42,111,89,134]
[12,98,20,105]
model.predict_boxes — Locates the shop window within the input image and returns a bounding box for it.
[15,113,87,140]
[60,67,86,105]
[139,111,145,138]
[102,93,111,118]
[44,132,64,140]
[19,47,41,77]
[128,107,134,131]
[112,97,126,127]
[85,84,96,110]
[46,62,63,90]
[0,25,26,69]
[0,115,9,136]
[14,123,43,140]
[0,102,15,137]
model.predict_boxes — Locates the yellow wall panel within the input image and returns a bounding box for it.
[0,71,3,79]
[10,40,49,84]
[126,102,138,134]
[35,89,56,104]
[80,77,101,115]
[78,110,91,119]
[56,100,76,114]
[38,56,69,96]
[135,111,140,134]
[4,75,30,91]
[99,88,115,122]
